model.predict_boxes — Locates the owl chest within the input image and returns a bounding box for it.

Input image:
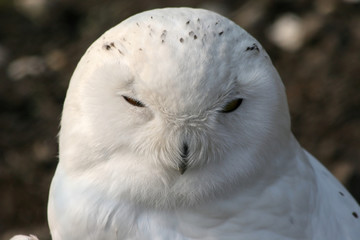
[108,203,309,240]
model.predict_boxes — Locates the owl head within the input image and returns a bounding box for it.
[59,8,292,207]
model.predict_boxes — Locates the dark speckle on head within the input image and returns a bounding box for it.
[186,20,190,25]
[339,191,344,196]
[179,38,184,43]
[103,44,111,50]
[353,212,359,219]
[103,42,115,51]
[150,16,153,19]
[245,43,260,52]
[197,18,200,22]
[139,48,142,51]
[161,30,167,43]
[189,31,197,40]
[136,22,140,27]
[102,42,124,55]
[215,21,219,25]
[219,31,224,36]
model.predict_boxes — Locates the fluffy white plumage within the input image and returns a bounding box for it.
[10,235,39,240]
[40,7,360,240]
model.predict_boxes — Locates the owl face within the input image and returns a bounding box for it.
[59,8,291,206]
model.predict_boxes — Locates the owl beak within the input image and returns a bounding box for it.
[178,143,189,175]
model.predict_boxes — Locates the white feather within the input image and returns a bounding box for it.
[10,235,39,240]
[46,7,360,240]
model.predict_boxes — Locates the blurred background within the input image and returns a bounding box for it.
[1,0,359,239]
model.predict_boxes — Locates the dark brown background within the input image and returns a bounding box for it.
[1,0,359,239]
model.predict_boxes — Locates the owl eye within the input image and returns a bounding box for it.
[220,98,243,113]
[122,96,145,108]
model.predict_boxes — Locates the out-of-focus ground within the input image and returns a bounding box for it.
[1,0,359,239]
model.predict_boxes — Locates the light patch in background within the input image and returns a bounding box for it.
[267,13,304,52]
[7,56,46,81]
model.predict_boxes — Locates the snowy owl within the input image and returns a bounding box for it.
[16,7,360,240]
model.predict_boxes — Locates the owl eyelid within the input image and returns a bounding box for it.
[122,95,146,108]
[220,98,243,113]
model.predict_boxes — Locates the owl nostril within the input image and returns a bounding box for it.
[179,143,189,175]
